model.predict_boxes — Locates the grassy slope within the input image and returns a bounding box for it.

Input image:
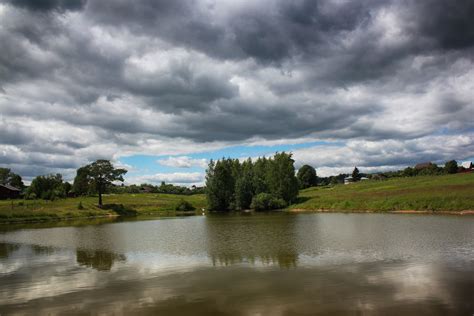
[0,193,206,223]
[1,173,473,223]
[291,173,474,212]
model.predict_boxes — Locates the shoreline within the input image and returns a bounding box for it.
[289,208,474,215]
[0,213,120,225]
[0,210,203,225]
[2,208,474,225]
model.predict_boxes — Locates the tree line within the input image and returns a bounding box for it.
[206,152,299,211]
[2,160,202,204]
[1,157,470,206]
[24,160,127,206]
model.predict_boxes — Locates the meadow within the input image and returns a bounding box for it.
[291,173,474,213]
[1,173,473,223]
[0,193,206,223]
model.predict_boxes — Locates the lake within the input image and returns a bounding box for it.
[0,213,473,315]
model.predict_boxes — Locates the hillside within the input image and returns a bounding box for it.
[291,173,474,213]
[0,193,206,223]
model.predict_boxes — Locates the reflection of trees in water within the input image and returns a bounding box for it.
[205,214,299,268]
[0,243,20,259]
[31,244,57,256]
[76,249,126,271]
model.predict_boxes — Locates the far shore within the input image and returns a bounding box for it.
[289,208,474,215]
[1,173,473,224]
[2,208,474,225]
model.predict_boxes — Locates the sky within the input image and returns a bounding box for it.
[0,0,473,186]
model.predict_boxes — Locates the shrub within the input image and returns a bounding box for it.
[175,199,196,212]
[26,192,37,200]
[250,193,287,211]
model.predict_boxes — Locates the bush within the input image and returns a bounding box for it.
[175,199,196,212]
[26,192,37,200]
[250,193,287,211]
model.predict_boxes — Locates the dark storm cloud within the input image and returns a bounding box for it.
[0,0,473,178]
[3,0,87,12]
[410,0,474,50]
[84,0,380,64]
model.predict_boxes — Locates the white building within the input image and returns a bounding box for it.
[344,176,368,184]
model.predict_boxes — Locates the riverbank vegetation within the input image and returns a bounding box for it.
[0,193,206,223]
[1,157,473,223]
[205,152,299,211]
[1,173,472,223]
[291,173,474,212]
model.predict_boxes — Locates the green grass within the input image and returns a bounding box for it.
[2,173,473,223]
[290,173,474,212]
[0,193,206,223]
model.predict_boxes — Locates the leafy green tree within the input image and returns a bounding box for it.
[252,157,269,194]
[205,159,236,211]
[0,168,24,189]
[205,152,298,211]
[72,166,91,196]
[418,164,443,176]
[63,182,72,195]
[235,159,254,209]
[84,160,127,207]
[402,167,416,177]
[28,174,65,200]
[0,168,10,185]
[266,152,299,204]
[297,165,317,189]
[352,167,361,182]
[9,174,24,189]
[444,160,458,174]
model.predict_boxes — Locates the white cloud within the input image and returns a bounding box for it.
[292,133,474,177]
[157,156,208,169]
[127,172,205,186]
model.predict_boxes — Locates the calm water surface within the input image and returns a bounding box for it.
[0,213,473,315]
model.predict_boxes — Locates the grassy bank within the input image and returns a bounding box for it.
[290,173,474,213]
[2,173,473,223]
[0,193,206,223]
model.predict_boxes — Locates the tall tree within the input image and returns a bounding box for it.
[352,167,361,182]
[205,158,236,211]
[266,152,299,204]
[73,166,91,196]
[444,160,458,174]
[205,152,299,211]
[85,160,127,206]
[252,157,269,194]
[235,159,254,209]
[297,165,317,189]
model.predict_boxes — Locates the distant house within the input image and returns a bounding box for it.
[461,161,473,170]
[415,162,433,170]
[0,184,21,199]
